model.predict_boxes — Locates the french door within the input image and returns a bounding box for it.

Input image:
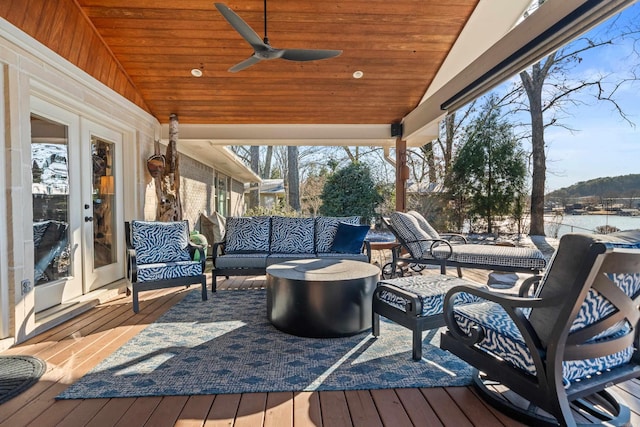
[31,100,124,312]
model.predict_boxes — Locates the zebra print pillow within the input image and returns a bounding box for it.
[225,216,271,253]
[315,216,361,253]
[131,220,191,264]
[270,217,315,254]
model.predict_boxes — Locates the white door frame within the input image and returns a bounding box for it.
[30,98,83,312]
[80,118,124,292]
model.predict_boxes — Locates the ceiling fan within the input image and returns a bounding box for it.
[214,2,342,72]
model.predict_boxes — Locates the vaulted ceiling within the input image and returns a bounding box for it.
[1,1,635,147]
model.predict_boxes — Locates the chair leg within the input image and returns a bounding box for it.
[132,286,139,313]
[212,272,217,293]
[372,312,380,337]
[456,266,463,278]
[412,327,422,360]
[201,276,208,301]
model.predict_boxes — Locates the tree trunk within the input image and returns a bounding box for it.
[521,65,547,236]
[444,113,455,172]
[156,113,182,221]
[248,146,260,209]
[264,146,273,178]
[287,146,300,211]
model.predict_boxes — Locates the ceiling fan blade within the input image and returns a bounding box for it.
[281,49,343,62]
[228,55,262,73]
[214,3,266,50]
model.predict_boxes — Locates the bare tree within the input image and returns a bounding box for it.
[507,5,640,235]
[287,146,301,211]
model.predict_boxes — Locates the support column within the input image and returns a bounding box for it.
[395,136,408,212]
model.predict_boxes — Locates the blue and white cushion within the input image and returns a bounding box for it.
[225,216,271,253]
[377,275,484,317]
[452,271,640,384]
[131,220,191,264]
[314,216,361,253]
[137,260,203,282]
[270,217,315,254]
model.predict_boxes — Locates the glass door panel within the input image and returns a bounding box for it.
[31,116,71,285]
[92,137,116,269]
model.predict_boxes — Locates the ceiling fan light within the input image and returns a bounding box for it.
[352,70,364,79]
[191,68,203,77]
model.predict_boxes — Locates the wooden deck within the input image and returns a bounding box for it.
[1,266,639,426]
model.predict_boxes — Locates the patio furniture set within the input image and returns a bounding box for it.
[124,216,640,426]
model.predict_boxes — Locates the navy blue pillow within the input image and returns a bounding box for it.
[330,222,370,254]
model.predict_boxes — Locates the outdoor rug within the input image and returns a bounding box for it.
[57,289,473,399]
[0,355,46,404]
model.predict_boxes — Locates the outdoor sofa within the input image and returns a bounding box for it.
[211,215,372,290]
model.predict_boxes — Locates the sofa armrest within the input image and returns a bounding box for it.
[211,241,226,266]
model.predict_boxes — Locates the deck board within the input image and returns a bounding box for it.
[0,271,638,426]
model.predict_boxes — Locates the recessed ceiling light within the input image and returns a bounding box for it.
[352,70,364,79]
[191,68,203,77]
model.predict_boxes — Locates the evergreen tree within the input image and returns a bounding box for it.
[319,162,383,223]
[448,96,527,233]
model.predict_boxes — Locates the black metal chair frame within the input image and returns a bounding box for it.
[125,221,207,313]
[372,282,447,360]
[381,216,544,279]
[440,236,640,426]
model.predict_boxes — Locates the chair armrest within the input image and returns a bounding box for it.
[518,275,542,297]
[373,283,423,316]
[443,284,550,348]
[126,248,137,282]
[188,242,206,267]
[403,238,453,260]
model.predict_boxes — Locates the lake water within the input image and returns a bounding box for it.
[544,214,640,238]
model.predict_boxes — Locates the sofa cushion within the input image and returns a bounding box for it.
[266,253,317,266]
[315,216,361,253]
[131,220,191,264]
[225,216,271,253]
[215,253,269,269]
[270,217,315,254]
[330,222,370,254]
[315,252,370,263]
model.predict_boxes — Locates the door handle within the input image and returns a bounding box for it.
[85,216,94,222]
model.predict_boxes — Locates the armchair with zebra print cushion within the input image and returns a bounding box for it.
[440,231,640,426]
[125,220,207,313]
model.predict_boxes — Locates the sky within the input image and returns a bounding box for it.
[526,3,640,192]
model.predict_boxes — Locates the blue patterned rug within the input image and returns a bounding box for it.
[57,289,472,399]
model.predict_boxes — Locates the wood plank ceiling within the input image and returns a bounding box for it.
[0,0,479,126]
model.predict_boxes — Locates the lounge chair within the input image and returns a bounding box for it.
[382,211,547,278]
[440,230,640,426]
[125,220,207,313]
